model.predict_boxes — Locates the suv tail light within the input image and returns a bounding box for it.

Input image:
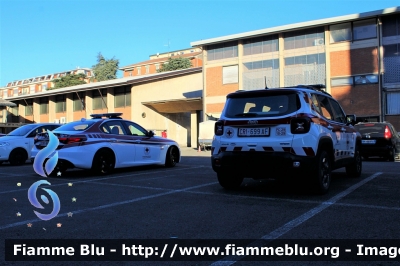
[384,126,392,139]
[215,121,224,136]
[290,117,311,134]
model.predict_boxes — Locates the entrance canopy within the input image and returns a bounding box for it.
[142,97,202,113]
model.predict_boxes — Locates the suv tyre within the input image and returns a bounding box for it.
[345,145,362,177]
[313,150,331,194]
[217,171,244,190]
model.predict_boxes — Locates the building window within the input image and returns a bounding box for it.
[137,67,141,75]
[207,41,238,61]
[222,65,238,84]
[331,77,354,87]
[39,97,48,114]
[73,92,85,111]
[242,59,280,90]
[387,92,400,115]
[330,19,377,44]
[330,23,352,43]
[382,15,400,37]
[25,99,33,116]
[9,104,19,116]
[55,95,66,113]
[243,35,278,55]
[155,64,160,71]
[331,74,379,87]
[145,65,150,74]
[114,87,131,108]
[353,19,377,40]
[284,53,326,86]
[92,89,107,110]
[284,27,324,50]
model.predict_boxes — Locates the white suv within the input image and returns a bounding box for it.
[211,85,362,194]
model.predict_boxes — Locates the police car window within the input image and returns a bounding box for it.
[54,121,96,132]
[124,122,147,136]
[328,98,346,124]
[27,126,45,138]
[102,121,127,135]
[316,95,335,120]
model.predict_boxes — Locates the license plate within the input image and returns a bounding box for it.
[238,127,270,137]
[362,140,376,144]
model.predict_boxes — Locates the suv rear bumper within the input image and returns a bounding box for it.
[211,151,316,178]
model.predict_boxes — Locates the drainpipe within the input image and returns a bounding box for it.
[377,17,385,122]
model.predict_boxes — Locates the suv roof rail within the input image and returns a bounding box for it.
[90,113,123,119]
[296,84,330,95]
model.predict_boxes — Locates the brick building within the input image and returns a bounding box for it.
[191,7,400,129]
[119,48,202,77]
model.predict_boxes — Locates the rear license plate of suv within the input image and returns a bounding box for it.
[238,128,270,137]
[362,140,376,144]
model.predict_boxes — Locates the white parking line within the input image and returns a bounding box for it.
[0,181,218,230]
[0,165,207,195]
[211,172,382,266]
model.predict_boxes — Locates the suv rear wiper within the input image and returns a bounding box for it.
[234,113,257,117]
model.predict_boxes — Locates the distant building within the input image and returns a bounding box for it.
[119,48,203,77]
[1,68,93,98]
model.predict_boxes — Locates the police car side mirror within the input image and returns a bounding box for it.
[147,130,155,137]
[346,114,356,126]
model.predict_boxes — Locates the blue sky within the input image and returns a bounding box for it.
[1,0,399,87]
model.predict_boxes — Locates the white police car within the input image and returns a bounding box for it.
[0,123,60,165]
[31,113,181,175]
[211,85,362,194]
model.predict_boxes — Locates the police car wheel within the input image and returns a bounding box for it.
[165,146,179,167]
[217,171,243,190]
[313,150,331,194]
[345,146,362,177]
[9,148,27,166]
[92,149,115,175]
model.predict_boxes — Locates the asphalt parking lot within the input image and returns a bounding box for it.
[1,147,400,265]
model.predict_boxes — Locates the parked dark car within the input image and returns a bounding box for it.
[354,122,400,161]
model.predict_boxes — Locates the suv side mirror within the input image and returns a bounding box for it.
[346,114,357,126]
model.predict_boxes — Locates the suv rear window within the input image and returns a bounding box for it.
[354,124,386,137]
[54,120,97,132]
[224,93,300,118]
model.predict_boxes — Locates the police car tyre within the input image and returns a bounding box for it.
[217,171,244,189]
[165,146,179,167]
[9,148,27,166]
[313,150,331,194]
[48,164,68,177]
[345,146,362,177]
[91,149,115,175]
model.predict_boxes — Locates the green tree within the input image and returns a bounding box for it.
[157,57,192,73]
[51,73,87,89]
[92,52,119,81]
